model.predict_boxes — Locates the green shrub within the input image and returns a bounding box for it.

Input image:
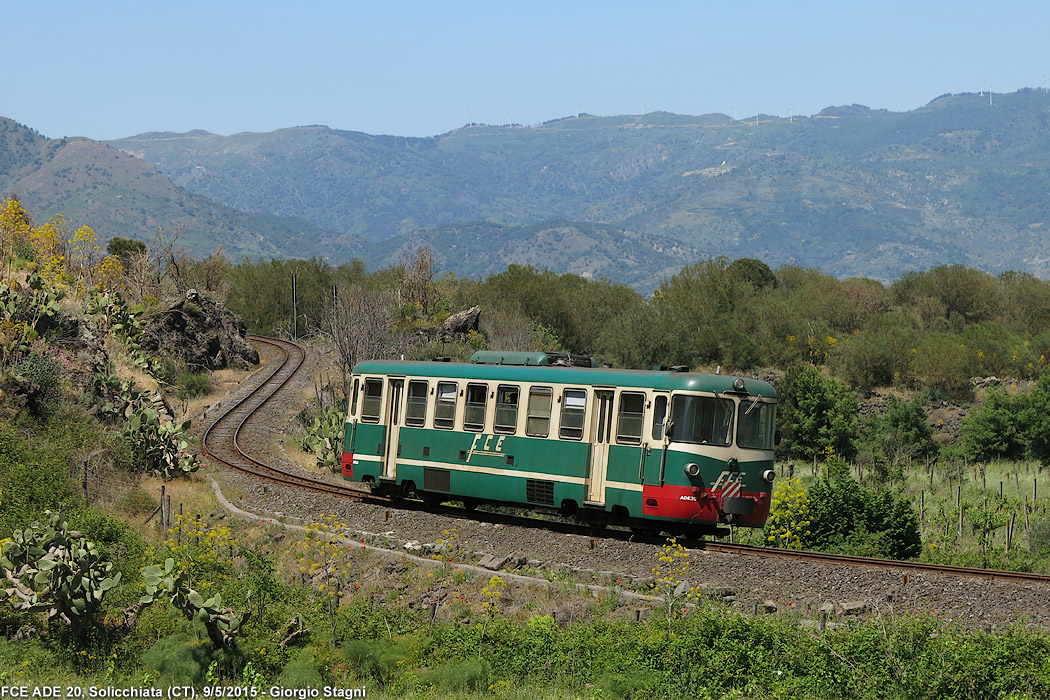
[775,365,858,460]
[805,456,921,559]
[276,649,324,688]
[142,634,243,685]
[341,638,413,688]
[177,371,212,401]
[426,658,491,692]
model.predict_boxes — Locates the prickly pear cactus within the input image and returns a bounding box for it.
[142,558,249,648]
[0,511,121,636]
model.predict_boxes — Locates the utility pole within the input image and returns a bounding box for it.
[292,273,298,340]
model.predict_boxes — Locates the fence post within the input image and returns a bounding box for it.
[920,490,925,538]
[160,484,166,530]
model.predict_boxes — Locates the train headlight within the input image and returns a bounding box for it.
[763,469,776,483]
[684,462,701,477]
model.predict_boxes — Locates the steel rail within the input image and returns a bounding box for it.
[200,338,1050,586]
[202,335,373,498]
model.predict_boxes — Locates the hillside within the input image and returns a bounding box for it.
[109,90,1050,281]
[0,117,330,261]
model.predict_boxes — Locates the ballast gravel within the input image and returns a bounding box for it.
[196,342,1050,632]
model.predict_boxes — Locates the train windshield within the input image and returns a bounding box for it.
[737,398,776,450]
[669,394,734,446]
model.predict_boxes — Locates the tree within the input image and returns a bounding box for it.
[107,236,148,262]
[959,389,1022,462]
[775,365,858,460]
[858,396,937,471]
[325,283,398,394]
[726,257,777,290]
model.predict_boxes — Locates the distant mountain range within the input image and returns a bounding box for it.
[4,89,1050,289]
[0,118,328,262]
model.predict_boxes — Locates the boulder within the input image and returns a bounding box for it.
[140,289,259,371]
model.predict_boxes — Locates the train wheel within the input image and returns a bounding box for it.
[460,498,479,511]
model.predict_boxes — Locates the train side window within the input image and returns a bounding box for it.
[616,392,645,444]
[350,378,360,417]
[526,387,553,437]
[652,395,667,440]
[405,380,428,427]
[464,383,488,432]
[559,389,587,440]
[494,385,520,434]
[361,379,383,423]
[434,382,458,429]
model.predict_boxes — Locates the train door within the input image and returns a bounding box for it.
[383,379,404,480]
[642,393,670,484]
[586,390,615,504]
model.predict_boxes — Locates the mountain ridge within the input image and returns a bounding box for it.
[106,89,1050,281]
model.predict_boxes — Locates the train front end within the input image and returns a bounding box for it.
[639,377,777,532]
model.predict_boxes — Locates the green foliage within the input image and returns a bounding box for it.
[142,633,242,685]
[92,368,200,479]
[276,648,325,688]
[828,312,918,391]
[123,407,200,479]
[141,558,250,649]
[176,371,212,401]
[805,456,921,559]
[775,366,858,460]
[341,638,413,688]
[0,272,65,335]
[960,389,1022,462]
[911,332,974,397]
[425,658,491,692]
[1030,518,1050,555]
[10,345,68,417]
[0,511,122,637]
[764,477,811,548]
[0,415,81,536]
[475,264,640,355]
[84,288,165,379]
[299,405,346,472]
[106,236,147,262]
[858,395,938,472]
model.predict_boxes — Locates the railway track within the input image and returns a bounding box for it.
[201,336,1050,588]
[202,335,373,499]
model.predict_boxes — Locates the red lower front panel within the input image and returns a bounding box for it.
[341,452,354,478]
[641,484,771,526]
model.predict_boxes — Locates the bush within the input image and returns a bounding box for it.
[177,371,212,401]
[858,396,937,472]
[426,659,491,692]
[142,634,244,684]
[114,487,157,515]
[1031,518,1050,556]
[341,638,413,688]
[805,456,921,559]
[277,649,325,688]
[12,348,68,418]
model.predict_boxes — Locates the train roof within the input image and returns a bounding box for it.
[351,357,776,399]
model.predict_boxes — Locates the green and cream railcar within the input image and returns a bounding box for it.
[341,352,777,535]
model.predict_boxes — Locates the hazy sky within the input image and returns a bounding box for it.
[5,1,1050,141]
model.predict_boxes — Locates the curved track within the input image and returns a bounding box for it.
[202,335,371,499]
[201,337,1050,586]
